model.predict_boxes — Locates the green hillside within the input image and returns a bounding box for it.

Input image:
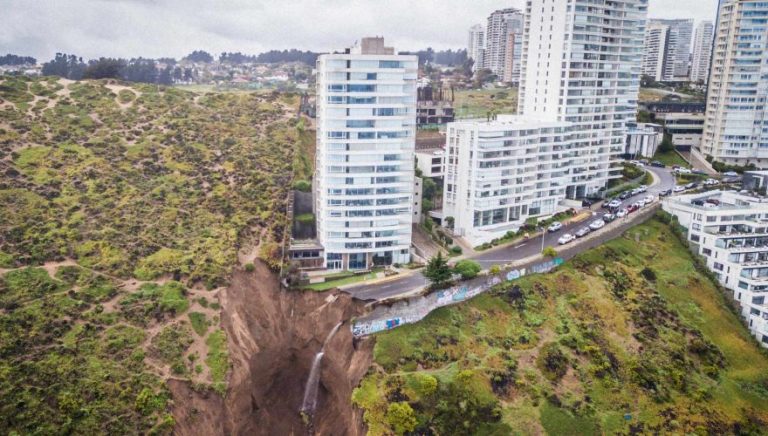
[354,216,768,435]
[0,76,310,433]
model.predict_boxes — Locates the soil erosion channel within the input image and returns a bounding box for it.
[169,261,374,435]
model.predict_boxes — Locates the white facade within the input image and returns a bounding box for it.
[625,122,663,158]
[484,8,524,81]
[690,20,714,84]
[443,116,574,246]
[415,149,445,178]
[315,37,418,270]
[663,190,768,347]
[642,22,670,81]
[702,0,768,167]
[658,113,706,149]
[467,24,485,73]
[519,0,647,199]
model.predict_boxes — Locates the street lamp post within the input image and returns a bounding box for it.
[540,226,546,253]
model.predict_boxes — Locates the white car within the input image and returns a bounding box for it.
[558,233,575,245]
[608,199,622,209]
[616,208,628,218]
[675,168,692,175]
[637,185,648,193]
[704,178,720,186]
[644,195,656,204]
[673,185,686,193]
[723,171,738,177]
[589,219,606,230]
[547,222,563,232]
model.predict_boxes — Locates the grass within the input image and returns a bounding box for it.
[453,88,518,119]
[355,217,768,434]
[301,269,384,291]
[652,149,689,168]
[205,330,229,394]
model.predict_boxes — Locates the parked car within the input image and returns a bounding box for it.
[558,233,575,245]
[589,219,606,230]
[575,227,591,238]
[644,195,656,204]
[616,208,628,218]
[637,198,647,207]
[659,188,672,197]
[704,178,720,186]
[603,213,616,223]
[619,191,632,200]
[637,185,648,193]
[582,198,596,207]
[627,204,640,213]
[608,199,622,209]
[673,185,686,193]
[724,171,739,177]
[674,168,692,174]
[693,169,707,175]
[547,222,563,232]
[631,188,641,196]
[651,161,665,168]
[685,182,698,190]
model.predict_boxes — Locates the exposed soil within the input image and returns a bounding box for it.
[169,261,374,435]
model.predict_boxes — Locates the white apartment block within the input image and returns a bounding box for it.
[519,0,648,199]
[642,19,694,81]
[484,8,524,82]
[415,149,445,178]
[642,21,670,81]
[690,20,714,84]
[702,0,768,167]
[443,116,574,246]
[467,24,485,73]
[625,122,663,158]
[315,37,418,270]
[663,190,768,347]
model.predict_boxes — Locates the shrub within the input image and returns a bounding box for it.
[537,343,569,381]
[450,245,462,255]
[292,179,311,192]
[542,246,558,258]
[386,402,417,435]
[641,267,657,282]
[489,264,501,275]
[454,259,482,280]
[244,262,255,272]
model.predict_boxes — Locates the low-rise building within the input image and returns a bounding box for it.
[625,122,663,158]
[663,190,768,347]
[416,85,454,129]
[657,113,705,151]
[443,115,574,246]
[415,149,445,178]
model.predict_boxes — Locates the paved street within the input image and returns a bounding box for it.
[346,166,677,301]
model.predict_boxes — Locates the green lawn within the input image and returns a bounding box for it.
[652,150,689,167]
[301,269,385,291]
[454,88,518,119]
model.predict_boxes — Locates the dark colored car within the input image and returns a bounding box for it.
[685,182,698,190]
[582,199,596,208]
[658,188,672,197]
[619,191,632,200]
[651,161,665,168]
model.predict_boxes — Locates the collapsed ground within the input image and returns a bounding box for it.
[356,217,768,435]
[0,76,312,433]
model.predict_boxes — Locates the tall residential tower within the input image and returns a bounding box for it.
[315,37,418,270]
[484,8,524,82]
[702,0,768,166]
[690,20,714,84]
[641,19,694,81]
[467,24,485,72]
[519,0,648,198]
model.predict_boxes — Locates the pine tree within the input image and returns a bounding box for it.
[424,252,452,287]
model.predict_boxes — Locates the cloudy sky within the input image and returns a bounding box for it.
[1,0,720,61]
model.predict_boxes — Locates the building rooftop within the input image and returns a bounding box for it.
[450,114,568,130]
[666,190,768,211]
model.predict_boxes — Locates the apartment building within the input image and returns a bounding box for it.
[415,149,445,179]
[443,115,574,245]
[625,122,663,158]
[642,21,670,81]
[641,19,694,81]
[484,8,524,82]
[519,0,648,199]
[663,190,768,347]
[658,113,706,150]
[467,24,485,72]
[701,0,768,167]
[314,37,418,270]
[690,20,714,84]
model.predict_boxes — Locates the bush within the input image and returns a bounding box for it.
[292,179,311,192]
[542,246,558,258]
[450,245,462,255]
[386,402,417,435]
[244,262,255,272]
[489,265,501,275]
[454,259,482,280]
[641,267,657,282]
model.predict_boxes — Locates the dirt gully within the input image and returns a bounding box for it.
[169,261,374,435]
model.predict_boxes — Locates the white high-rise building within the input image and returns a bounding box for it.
[641,19,694,81]
[315,37,418,270]
[443,0,648,245]
[642,22,671,81]
[690,20,714,84]
[519,0,648,199]
[467,24,485,73]
[702,0,768,167]
[484,8,524,81]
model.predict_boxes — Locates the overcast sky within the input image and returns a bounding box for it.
[1,0,720,61]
